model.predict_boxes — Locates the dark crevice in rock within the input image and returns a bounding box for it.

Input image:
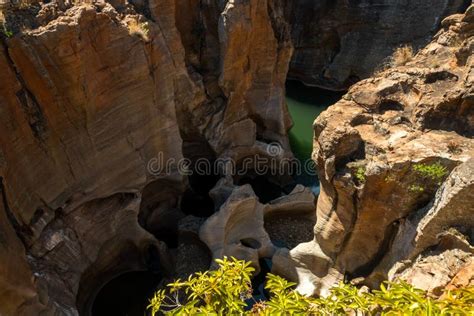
[251,258,272,300]
[0,177,32,246]
[138,179,184,248]
[379,100,404,113]
[0,41,48,144]
[236,175,283,204]
[348,219,401,280]
[129,0,153,21]
[181,173,220,218]
[334,140,366,172]
[424,70,458,84]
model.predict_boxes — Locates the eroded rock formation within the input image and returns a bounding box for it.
[200,184,315,274]
[0,0,293,314]
[274,5,474,296]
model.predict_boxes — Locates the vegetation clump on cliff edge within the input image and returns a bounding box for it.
[147,257,474,315]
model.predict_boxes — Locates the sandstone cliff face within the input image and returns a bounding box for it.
[274,5,474,296]
[286,0,472,90]
[0,1,293,314]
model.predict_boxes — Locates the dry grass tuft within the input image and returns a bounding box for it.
[447,140,463,154]
[127,19,149,41]
[390,45,414,67]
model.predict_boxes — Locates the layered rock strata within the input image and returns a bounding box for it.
[0,1,293,314]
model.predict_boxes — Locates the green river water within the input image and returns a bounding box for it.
[286,81,343,188]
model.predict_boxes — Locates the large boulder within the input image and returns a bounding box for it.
[275,5,474,296]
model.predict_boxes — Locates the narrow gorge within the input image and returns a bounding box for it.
[0,0,472,315]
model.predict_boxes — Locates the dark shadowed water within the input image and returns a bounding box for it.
[286,81,344,190]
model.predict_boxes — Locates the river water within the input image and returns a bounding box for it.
[286,81,343,190]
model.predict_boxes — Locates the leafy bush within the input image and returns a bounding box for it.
[147,257,474,315]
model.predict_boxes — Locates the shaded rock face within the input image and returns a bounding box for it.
[285,0,472,90]
[274,5,474,296]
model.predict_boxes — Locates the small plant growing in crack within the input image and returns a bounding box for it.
[355,167,366,184]
[128,19,150,41]
[408,184,424,193]
[408,161,448,193]
[1,23,13,38]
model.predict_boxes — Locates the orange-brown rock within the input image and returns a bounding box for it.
[274,5,474,296]
[444,261,474,293]
[0,1,294,314]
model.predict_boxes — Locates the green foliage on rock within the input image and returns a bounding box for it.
[413,162,448,184]
[355,167,366,183]
[1,23,13,38]
[409,184,425,193]
[147,257,474,315]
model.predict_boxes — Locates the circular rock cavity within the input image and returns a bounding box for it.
[264,212,316,250]
[91,271,162,316]
[172,233,212,279]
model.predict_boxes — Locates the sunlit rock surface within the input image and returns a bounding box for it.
[275,5,474,296]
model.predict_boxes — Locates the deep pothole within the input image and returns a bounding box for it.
[264,212,316,249]
[91,271,162,316]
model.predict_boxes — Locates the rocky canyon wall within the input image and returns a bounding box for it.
[274,4,474,296]
[0,0,472,315]
[286,0,472,90]
[0,0,293,314]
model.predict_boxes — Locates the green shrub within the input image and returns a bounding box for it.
[147,257,474,315]
[148,257,254,315]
